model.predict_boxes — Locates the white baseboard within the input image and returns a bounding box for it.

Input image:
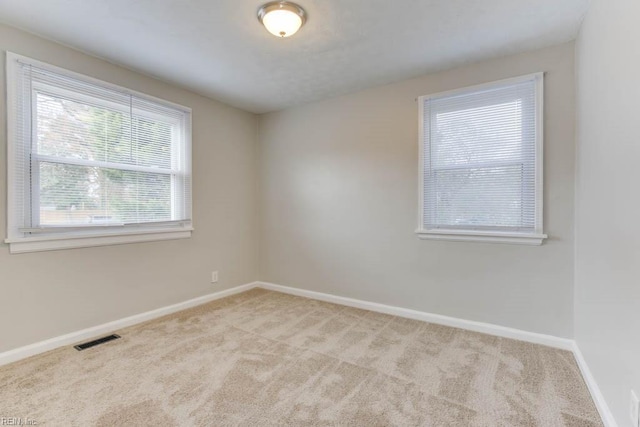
[257,281,617,426]
[0,279,615,426]
[571,342,618,427]
[257,281,574,350]
[257,281,616,425]
[0,282,258,367]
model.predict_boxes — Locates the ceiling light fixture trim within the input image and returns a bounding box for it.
[258,1,307,38]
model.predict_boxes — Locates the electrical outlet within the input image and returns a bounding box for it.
[211,271,219,283]
[631,390,639,427]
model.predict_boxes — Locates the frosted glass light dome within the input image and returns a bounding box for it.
[258,2,307,38]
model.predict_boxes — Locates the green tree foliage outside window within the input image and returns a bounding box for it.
[36,93,173,225]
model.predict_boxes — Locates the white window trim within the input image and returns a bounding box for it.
[416,73,547,246]
[5,227,194,254]
[5,52,193,254]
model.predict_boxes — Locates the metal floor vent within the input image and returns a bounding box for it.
[74,334,121,351]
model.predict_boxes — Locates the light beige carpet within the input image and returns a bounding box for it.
[1,288,601,426]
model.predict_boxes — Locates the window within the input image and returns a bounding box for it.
[417,74,546,245]
[5,53,192,253]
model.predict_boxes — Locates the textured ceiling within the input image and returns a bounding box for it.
[0,0,589,113]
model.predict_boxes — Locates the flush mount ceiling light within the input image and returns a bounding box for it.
[258,1,307,38]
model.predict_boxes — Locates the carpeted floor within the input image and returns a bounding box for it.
[1,288,602,426]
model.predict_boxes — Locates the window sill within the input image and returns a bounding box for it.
[5,227,193,254]
[415,229,547,246]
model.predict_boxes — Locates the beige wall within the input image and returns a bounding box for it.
[258,43,576,337]
[0,25,579,355]
[4,7,635,421]
[575,0,640,424]
[0,24,259,352]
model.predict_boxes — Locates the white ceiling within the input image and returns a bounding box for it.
[0,0,589,113]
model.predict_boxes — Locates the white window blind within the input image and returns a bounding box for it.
[417,74,546,245]
[6,53,192,252]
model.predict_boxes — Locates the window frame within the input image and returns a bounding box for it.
[416,73,547,245]
[5,52,193,254]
